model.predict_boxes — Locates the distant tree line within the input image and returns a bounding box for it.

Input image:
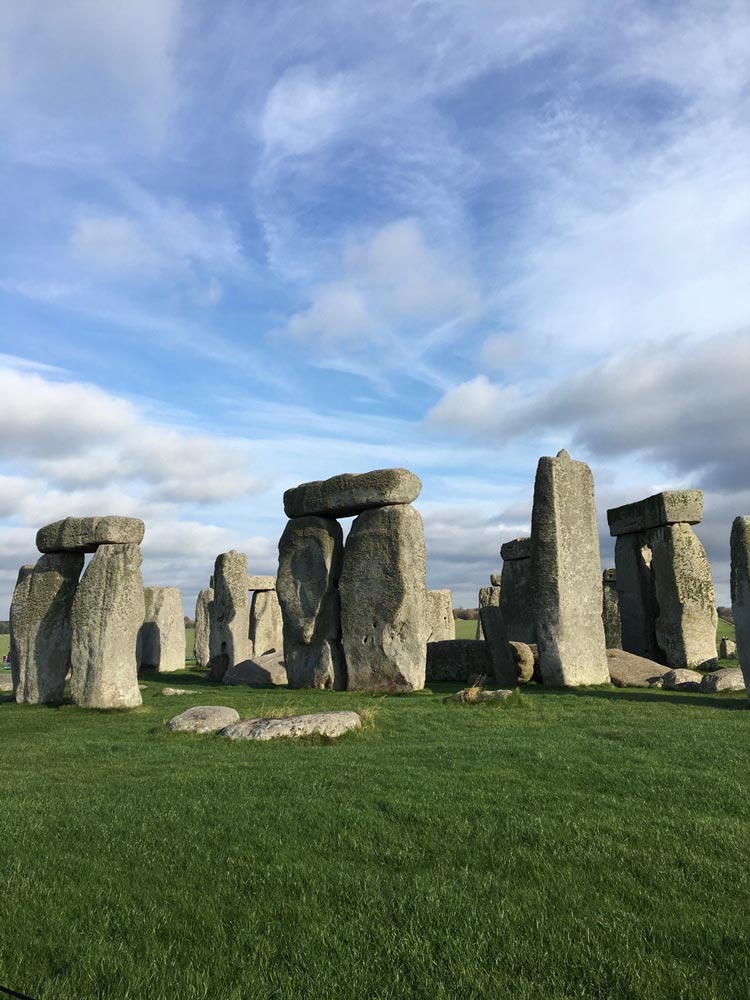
[0,620,8,635]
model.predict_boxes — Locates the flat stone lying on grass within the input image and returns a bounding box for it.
[284,467,421,519]
[167,705,240,734]
[162,687,192,696]
[36,516,145,553]
[222,653,287,687]
[221,710,361,741]
[446,687,515,703]
[700,669,746,694]
[662,668,703,692]
[509,641,535,683]
[606,649,670,688]
[426,639,492,682]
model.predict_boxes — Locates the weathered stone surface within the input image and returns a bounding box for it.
[509,641,535,683]
[700,668,745,693]
[607,649,670,688]
[221,710,361,741]
[277,516,345,690]
[490,573,502,587]
[731,516,750,700]
[479,605,517,686]
[340,504,426,691]
[284,467,422,519]
[248,589,284,657]
[530,450,609,686]
[650,524,718,670]
[70,543,145,709]
[9,565,35,697]
[500,537,532,561]
[446,687,514,703]
[720,638,737,659]
[426,640,491,682]
[614,533,663,662]
[167,705,239,734]
[247,575,276,591]
[222,653,287,687]
[662,668,703,692]
[12,553,83,704]
[607,490,703,537]
[194,588,213,669]
[475,585,501,640]
[0,673,13,693]
[140,587,185,672]
[602,569,622,649]
[499,549,535,644]
[36,516,145,554]
[208,551,249,682]
[425,589,454,642]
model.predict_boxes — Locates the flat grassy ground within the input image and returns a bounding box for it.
[3,662,750,1000]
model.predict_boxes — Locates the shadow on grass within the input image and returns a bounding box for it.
[556,685,749,711]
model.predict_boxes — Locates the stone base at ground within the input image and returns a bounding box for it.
[700,668,745,693]
[222,653,288,686]
[221,711,362,741]
[662,668,703,692]
[606,649,670,688]
[426,639,491,682]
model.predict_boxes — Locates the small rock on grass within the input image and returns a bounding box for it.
[662,668,703,692]
[162,687,192,696]
[167,705,240,734]
[446,687,515,703]
[220,710,361,741]
[700,668,746,694]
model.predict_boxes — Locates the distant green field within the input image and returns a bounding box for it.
[454,616,478,639]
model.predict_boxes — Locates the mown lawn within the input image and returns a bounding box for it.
[2,666,750,1000]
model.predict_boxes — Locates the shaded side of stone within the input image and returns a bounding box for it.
[284,467,422,519]
[730,515,750,699]
[479,605,517,686]
[140,586,185,672]
[208,550,249,681]
[614,534,664,662]
[426,640,491,682]
[499,554,535,644]
[602,569,622,649]
[425,589,454,642]
[500,537,531,561]
[194,588,213,668]
[607,490,703,537]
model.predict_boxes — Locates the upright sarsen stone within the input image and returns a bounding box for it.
[475,585,500,640]
[208,550,249,682]
[12,555,83,703]
[194,588,213,668]
[9,565,34,696]
[248,589,284,657]
[614,533,663,662]
[530,450,609,686]
[425,589,454,642]
[340,504,426,691]
[730,516,750,699]
[140,587,185,672]
[277,517,344,690]
[602,568,622,649]
[499,537,535,643]
[70,543,145,708]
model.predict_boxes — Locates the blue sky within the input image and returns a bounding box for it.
[2,0,749,614]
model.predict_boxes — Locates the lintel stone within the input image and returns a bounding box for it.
[500,537,531,561]
[37,516,145,553]
[607,491,703,537]
[284,468,421,519]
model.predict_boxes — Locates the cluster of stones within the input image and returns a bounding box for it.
[277,468,427,691]
[608,490,718,670]
[166,705,362,740]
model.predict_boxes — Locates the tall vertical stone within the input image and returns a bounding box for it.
[475,585,501,640]
[530,450,609,686]
[70,543,145,709]
[731,516,750,700]
[601,568,622,649]
[12,555,83,703]
[208,550,249,681]
[340,504,426,691]
[194,588,213,668]
[479,604,516,686]
[499,537,535,643]
[140,587,185,672]
[9,565,34,696]
[614,534,663,661]
[649,524,717,670]
[425,589,454,642]
[277,517,345,690]
[248,589,284,657]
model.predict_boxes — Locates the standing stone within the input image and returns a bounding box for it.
[140,587,185,672]
[249,589,284,657]
[425,589,454,642]
[499,538,535,643]
[284,468,422,519]
[614,533,663,662]
[479,605,516,686]
[208,551,249,682]
[340,504,426,691]
[730,516,750,700]
[70,543,145,709]
[9,565,34,696]
[12,555,83,703]
[475,585,501,640]
[649,523,718,670]
[194,588,213,668]
[530,450,609,686]
[720,637,737,659]
[602,568,622,649]
[277,517,344,690]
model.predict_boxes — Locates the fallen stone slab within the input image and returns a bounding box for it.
[220,710,362,741]
[167,705,240,734]
[662,668,703,692]
[426,639,492,683]
[284,468,421,519]
[607,649,670,688]
[446,687,514,703]
[247,575,276,591]
[37,516,145,554]
[607,490,703,537]
[700,668,746,694]
[222,653,287,687]
[162,687,192,696]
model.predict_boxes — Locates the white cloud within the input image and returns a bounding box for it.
[261,66,355,157]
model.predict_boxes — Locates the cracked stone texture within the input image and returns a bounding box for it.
[248,589,284,658]
[277,516,345,690]
[531,450,609,686]
[284,467,421,519]
[70,543,144,709]
[12,553,83,703]
[36,516,145,553]
[208,551,249,681]
[139,587,185,672]
[340,504,426,691]
[194,588,213,668]
[730,515,750,700]
[607,490,703,537]
[425,589,454,642]
[221,710,361,741]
